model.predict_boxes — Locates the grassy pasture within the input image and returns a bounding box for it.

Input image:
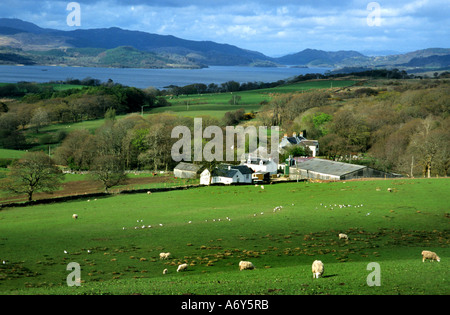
[0,178,448,295]
[149,79,357,118]
[0,148,26,159]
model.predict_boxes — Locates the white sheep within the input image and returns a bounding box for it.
[422,250,440,262]
[339,233,348,240]
[312,260,324,279]
[239,260,255,271]
[159,252,171,260]
[177,263,188,272]
[163,268,168,275]
[72,214,78,219]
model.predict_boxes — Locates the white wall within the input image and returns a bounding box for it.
[200,169,211,185]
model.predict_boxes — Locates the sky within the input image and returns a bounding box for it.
[1,0,449,56]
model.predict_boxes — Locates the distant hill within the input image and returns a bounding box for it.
[0,18,270,67]
[0,18,448,71]
[274,49,368,67]
[0,18,52,34]
[399,54,450,68]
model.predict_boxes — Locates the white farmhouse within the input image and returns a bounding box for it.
[279,132,319,157]
[200,164,253,185]
[242,157,278,175]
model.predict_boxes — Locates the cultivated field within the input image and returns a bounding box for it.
[0,178,448,295]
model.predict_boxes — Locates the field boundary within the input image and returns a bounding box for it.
[0,179,307,210]
[2,176,426,210]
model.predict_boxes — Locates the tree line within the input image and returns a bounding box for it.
[259,79,449,177]
[0,81,169,150]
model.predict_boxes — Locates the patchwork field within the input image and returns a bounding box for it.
[0,178,448,295]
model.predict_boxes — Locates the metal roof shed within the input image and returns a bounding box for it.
[294,158,366,181]
[173,162,204,179]
[293,158,399,180]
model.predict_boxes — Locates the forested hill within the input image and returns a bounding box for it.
[0,18,449,71]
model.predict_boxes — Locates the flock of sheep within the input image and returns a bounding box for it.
[70,196,442,280]
[154,233,441,277]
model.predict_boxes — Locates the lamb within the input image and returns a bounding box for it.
[312,260,324,279]
[72,214,78,219]
[177,263,188,272]
[159,252,171,260]
[239,260,255,271]
[422,250,440,262]
[338,233,348,240]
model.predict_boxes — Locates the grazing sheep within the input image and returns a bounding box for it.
[312,260,324,279]
[177,263,188,272]
[163,268,168,275]
[159,252,171,260]
[72,214,78,219]
[239,260,255,271]
[339,233,348,240]
[422,250,440,262]
[387,188,393,192]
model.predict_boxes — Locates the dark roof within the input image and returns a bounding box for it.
[287,136,304,145]
[174,162,203,172]
[211,164,253,178]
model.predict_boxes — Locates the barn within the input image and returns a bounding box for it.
[289,158,400,181]
[173,162,204,179]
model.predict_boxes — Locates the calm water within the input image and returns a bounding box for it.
[0,65,331,89]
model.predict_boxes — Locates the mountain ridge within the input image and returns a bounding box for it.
[0,18,449,71]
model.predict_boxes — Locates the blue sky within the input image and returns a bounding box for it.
[1,0,449,56]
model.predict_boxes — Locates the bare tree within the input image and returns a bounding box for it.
[3,152,64,201]
[90,154,128,193]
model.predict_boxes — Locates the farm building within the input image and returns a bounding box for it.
[279,132,305,150]
[242,157,278,175]
[279,132,319,157]
[200,164,253,185]
[289,158,400,181]
[173,162,204,179]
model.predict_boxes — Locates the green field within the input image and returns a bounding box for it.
[0,178,448,295]
[0,148,27,159]
[149,79,357,118]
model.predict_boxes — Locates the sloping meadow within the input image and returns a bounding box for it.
[0,178,448,294]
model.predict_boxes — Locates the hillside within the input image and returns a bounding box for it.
[274,49,368,67]
[0,179,448,295]
[0,18,269,68]
[0,18,449,71]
